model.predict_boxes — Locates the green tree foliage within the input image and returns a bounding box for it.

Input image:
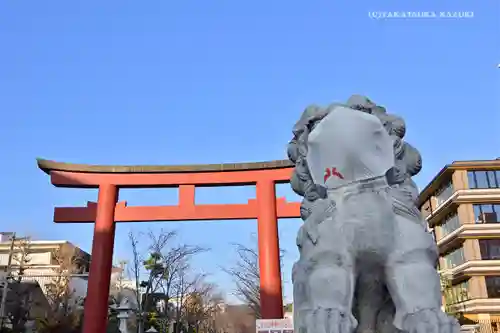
[440,271,472,325]
[283,303,293,313]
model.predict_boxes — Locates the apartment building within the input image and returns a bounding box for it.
[0,239,92,301]
[418,158,500,322]
[0,238,131,301]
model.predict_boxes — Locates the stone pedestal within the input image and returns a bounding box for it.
[460,324,480,333]
[117,311,130,333]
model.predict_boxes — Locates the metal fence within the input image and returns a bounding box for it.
[467,320,500,333]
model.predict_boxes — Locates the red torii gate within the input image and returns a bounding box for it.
[37,158,300,333]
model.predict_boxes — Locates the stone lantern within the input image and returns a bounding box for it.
[111,298,132,333]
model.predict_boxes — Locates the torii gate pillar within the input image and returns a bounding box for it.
[257,180,283,319]
[83,184,118,333]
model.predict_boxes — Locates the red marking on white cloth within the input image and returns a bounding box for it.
[324,167,344,183]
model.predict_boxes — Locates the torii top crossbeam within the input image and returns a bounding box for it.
[37,158,300,333]
[37,158,300,222]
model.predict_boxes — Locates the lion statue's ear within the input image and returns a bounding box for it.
[403,142,423,176]
[292,104,323,136]
[372,106,387,114]
[346,94,377,112]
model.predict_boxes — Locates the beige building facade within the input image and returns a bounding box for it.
[0,240,91,302]
[0,239,126,302]
[418,158,500,322]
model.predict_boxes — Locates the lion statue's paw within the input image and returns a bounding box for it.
[402,309,460,333]
[297,308,357,333]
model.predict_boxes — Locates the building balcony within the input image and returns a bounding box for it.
[448,298,500,314]
[427,189,500,228]
[445,260,500,279]
[438,224,500,254]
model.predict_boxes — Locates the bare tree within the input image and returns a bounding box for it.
[140,230,177,315]
[36,245,85,333]
[157,245,207,318]
[183,279,224,333]
[217,304,256,333]
[10,237,32,282]
[171,267,207,333]
[223,244,261,318]
[2,237,35,333]
[223,241,285,319]
[128,231,148,333]
[127,229,208,333]
[201,291,224,333]
[128,231,143,309]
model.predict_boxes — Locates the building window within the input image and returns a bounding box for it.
[479,239,500,260]
[473,204,500,223]
[442,247,466,269]
[435,181,454,207]
[468,170,500,189]
[437,212,460,239]
[485,276,500,298]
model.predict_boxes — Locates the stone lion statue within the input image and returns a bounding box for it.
[288,95,459,333]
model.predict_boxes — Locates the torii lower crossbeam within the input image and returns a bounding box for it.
[37,158,300,333]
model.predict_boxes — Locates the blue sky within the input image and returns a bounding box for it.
[1,0,499,303]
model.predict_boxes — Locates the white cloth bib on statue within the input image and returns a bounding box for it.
[306,106,395,188]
